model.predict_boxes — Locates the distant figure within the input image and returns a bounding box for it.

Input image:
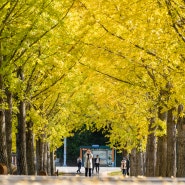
[77,156,82,173]
[95,155,100,173]
[84,149,93,177]
[121,158,127,176]
[126,157,130,176]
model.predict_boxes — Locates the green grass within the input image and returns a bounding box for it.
[108,171,122,176]
[58,172,65,176]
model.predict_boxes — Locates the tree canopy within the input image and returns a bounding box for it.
[1,0,185,174]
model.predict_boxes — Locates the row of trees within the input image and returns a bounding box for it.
[0,0,82,175]
[0,0,185,177]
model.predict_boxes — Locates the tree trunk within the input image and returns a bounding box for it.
[5,89,13,174]
[0,47,8,167]
[16,67,27,175]
[136,151,144,176]
[36,138,44,173]
[47,144,51,175]
[5,89,12,174]
[155,109,167,177]
[145,117,156,176]
[155,136,167,176]
[130,148,144,176]
[130,148,137,176]
[16,100,27,175]
[26,120,35,175]
[50,151,55,175]
[166,108,176,177]
[0,103,7,167]
[176,105,185,177]
[122,148,128,158]
[43,142,48,174]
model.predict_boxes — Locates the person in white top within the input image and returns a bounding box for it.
[84,149,93,177]
[121,158,127,176]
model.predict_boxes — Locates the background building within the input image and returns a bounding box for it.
[80,145,116,167]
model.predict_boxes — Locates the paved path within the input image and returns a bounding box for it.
[1,167,185,185]
[55,166,121,176]
[1,175,185,185]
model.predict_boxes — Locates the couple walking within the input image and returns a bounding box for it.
[121,157,130,176]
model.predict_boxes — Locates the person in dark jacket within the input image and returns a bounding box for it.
[76,156,82,173]
[94,155,100,174]
[126,157,130,176]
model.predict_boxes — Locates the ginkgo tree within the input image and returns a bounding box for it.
[1,0,185,177]
[0,0,80,175]
[64,0,185,177]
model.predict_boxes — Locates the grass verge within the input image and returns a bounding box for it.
[108,171,122,176]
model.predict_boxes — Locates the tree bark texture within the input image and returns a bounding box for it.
[155,109,167,177]
[43,143,48,174]
[145,117,156,177]
[36,138,44,173]
[0,49,8,167]
[47,144,51,175]
[155,136,167,176]
[0,106,7,166]
[5,89,13,174]
[50,151,55,175]
[16,101,27,175]
[176,105,185,177]
[26,120,35,175]
[166,108,176,177]
[16,68,27,175]
[130,148,144,176]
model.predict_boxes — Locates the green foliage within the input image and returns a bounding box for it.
[57,130,109,165]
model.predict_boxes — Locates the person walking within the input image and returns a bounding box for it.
[76,156,82,173]
[94,155,100,174]
[84,149,93,177]
[121,158,127,176]
[126,157,130,176]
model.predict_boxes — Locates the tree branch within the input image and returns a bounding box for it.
[79,61,133,85]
